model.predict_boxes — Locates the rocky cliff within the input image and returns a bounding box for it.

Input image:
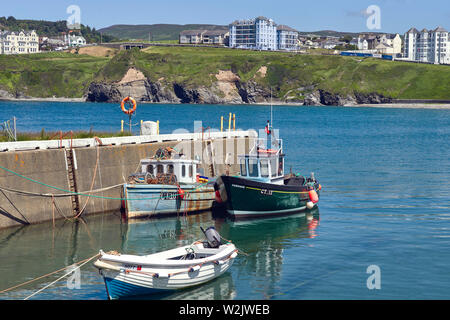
[85,67,392,106]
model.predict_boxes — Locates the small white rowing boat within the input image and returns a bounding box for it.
[94,228,237,299]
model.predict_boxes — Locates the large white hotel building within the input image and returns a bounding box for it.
[0,30,39,54]
[229,16,299,51]
[403,26,450,64]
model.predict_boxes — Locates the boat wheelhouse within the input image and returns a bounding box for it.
[123,149,215,219]
[238,137,285,185]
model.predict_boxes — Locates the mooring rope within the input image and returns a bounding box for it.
[0,165,209,201]
[0,253,100,298]
[23,253,100,300]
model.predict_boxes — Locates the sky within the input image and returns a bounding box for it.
[1,0,449,34]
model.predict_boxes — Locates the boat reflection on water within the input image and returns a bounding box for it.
[211,208,320,297]
[117,208,319,299]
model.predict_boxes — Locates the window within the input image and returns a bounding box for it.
[270,158,277,177]
[189,165,193,177]
[278,156,284,176]
[147,165,154,175]
[157,164,164,174]
[167,164,174,174]
[240,158,247,176]
[260,160,269,177]
[248,159,259,177]
[182,165,186,177]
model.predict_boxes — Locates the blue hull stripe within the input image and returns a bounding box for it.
[104,277,172,300]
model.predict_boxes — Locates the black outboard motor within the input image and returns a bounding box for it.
[200,226,221,248]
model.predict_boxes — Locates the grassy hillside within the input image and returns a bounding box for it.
[0,52,109,98]
[132,46,450,100]
[98,24,227,41]
[0,47,449,100]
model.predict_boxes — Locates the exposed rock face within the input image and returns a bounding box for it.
[84,68,392,106]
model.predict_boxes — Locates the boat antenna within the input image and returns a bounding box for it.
[270,87,273,130]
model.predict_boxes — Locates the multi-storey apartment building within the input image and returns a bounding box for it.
[277,25,299,50]
[0,30,39,54]
[404,26,450,64]
[229,16,278,50]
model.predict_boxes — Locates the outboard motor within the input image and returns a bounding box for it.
[201,226,221,248]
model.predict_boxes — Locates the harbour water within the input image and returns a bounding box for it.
[1,101,450,299]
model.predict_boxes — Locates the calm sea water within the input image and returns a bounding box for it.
[0,101,450,300]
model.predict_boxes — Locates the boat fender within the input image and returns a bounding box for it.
[306,201,315,209]
[318,184,322,191]
[230,251,238,259]
[215,190,222,203]
[309,190,319,203]
[189,265,201,273]
[214,260,225,265]
[177,187,185,200]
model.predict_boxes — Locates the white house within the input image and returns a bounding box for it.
[64,34,86,47]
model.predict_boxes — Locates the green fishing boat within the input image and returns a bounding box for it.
[214,131,321,219]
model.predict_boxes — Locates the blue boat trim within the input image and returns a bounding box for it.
[104,277,172,300]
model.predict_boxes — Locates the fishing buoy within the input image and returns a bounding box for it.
[306,201,315,209]
[309,190,319,203]
[318,184,322,191]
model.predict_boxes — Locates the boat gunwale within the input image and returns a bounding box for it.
[95,243,237,269]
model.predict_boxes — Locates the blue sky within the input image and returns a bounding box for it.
[2,0,449,34]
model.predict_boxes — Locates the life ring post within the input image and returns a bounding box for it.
[120,97,137,133]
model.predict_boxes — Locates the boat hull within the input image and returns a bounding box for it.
[124,184,215,219]
[94,243,237,299]
[100,261,234,299]
[217,175,320,218]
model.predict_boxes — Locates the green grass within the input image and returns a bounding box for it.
[0,129,132,142]
[0,52,110,98]
[1,47,449,101]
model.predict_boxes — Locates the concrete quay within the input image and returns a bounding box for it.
[0,130,256,229]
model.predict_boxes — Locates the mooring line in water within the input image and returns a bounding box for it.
[23,253,100,300]
[0,165,209,201]
[0,253,100,297]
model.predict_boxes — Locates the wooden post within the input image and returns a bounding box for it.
[156,120,160,135]
[220,116,223,132]
[233,114,236,131]
[140,120,143,135]
[228,113,232,132]
[121,120,124,133]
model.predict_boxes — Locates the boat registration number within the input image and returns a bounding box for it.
[160,192,178,200]
[261,189,273,196]
[124,264,142,271]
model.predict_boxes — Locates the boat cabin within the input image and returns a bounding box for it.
[238,153,285,184]
[139,158,201,184]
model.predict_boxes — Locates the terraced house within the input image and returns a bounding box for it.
[0,30,39,54]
